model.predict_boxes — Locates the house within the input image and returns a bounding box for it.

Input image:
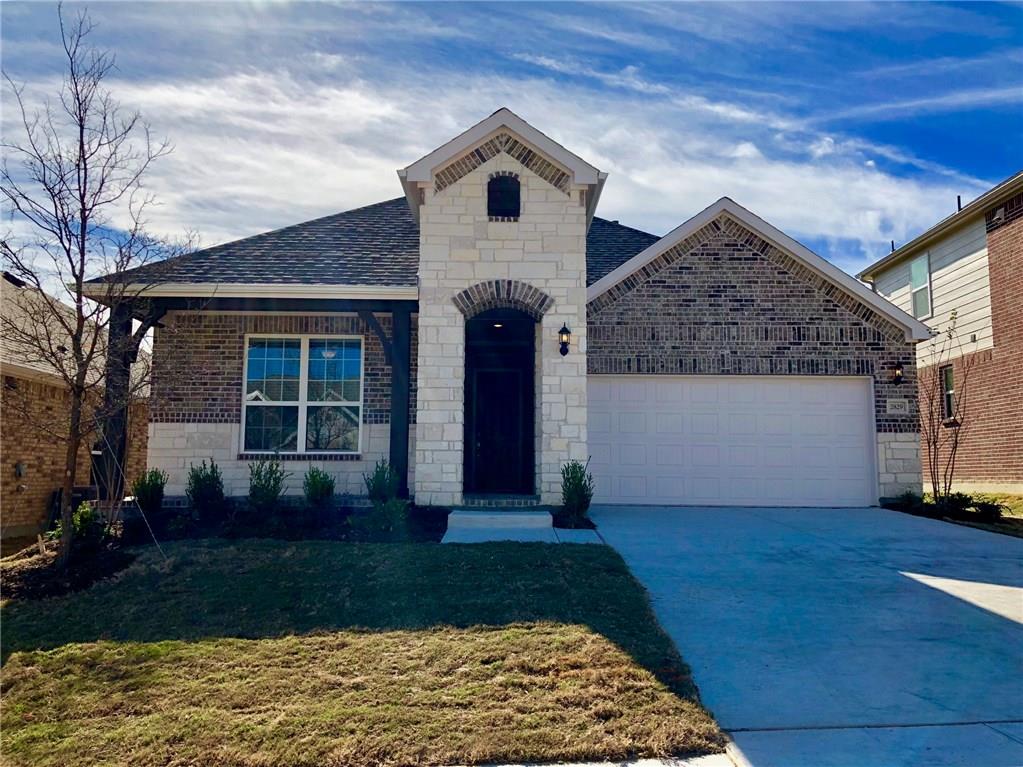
[859,172,1023,495]
[1,273,149,541]
[87,108,931,510]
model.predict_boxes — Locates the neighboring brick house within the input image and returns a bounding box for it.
[88,109,929,509]
[1,273,149,541]
[859,171,1023,494]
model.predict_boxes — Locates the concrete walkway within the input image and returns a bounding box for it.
[592,505,1023,767]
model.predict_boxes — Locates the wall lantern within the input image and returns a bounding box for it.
[558,324,571,356]
[893,362,905,385]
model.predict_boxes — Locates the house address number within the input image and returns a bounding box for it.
[886,398,910,415]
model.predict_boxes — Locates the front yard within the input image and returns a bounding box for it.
[1,539,724,766]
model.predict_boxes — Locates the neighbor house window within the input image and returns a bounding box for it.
[487,173,520,219]
[243,336,362,453]
[941,365,955,421]
[910,253,931,319]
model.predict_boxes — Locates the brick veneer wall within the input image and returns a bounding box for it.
[1,374,148,539]
[920,201,1023,491]
[148,311,417,498]
[587,213,922,499]
[151,312,417,426]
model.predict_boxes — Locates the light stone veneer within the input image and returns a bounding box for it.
[414,148,588,506]
[876,432,923,499]
[149,422,401,498]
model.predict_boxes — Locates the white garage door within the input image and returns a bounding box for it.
[588,376,876,507]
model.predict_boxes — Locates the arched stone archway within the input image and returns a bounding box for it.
[452,279,554,321]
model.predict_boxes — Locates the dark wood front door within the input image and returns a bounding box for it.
[464,309,535,494]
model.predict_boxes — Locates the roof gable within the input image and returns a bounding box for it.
[587,197,932,342]
[398,108,607,226]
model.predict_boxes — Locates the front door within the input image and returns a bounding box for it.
[464,309,535,494]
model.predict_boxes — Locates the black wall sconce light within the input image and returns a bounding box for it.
[893,361,905,385]
[558,324,571,356]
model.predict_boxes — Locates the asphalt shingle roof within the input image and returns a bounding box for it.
[104,197,659,289]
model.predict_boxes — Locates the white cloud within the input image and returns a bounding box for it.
[818,86,1023,123]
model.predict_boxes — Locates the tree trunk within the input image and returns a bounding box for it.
[56,390,84,571]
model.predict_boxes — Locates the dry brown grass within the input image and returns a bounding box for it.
[1,540,724,766]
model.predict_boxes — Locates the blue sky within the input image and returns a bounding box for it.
[2,1,1021,276]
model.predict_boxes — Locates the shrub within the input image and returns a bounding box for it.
[248,458,289,516]
[364,459,399,503]
[935,491,974,520]
[351,497,409,540]
[561,459,595,525]
[972,500,1007,523]
[186,460,225,520]
[132,468,169,516]
[303,467,336,510]
[887,490,925,513]
[48,501,106,551]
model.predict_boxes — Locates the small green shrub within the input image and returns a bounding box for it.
[351,497,409,540]
[48,501,106,550]
[248,458,290,516]
[561,459,595,525]
[887,490,925,513]
[132,468,169,515]
[364,459,399,503]
[186,460,225,519]
[936,491,974,520]
[972,500,1007,523]
[303,467,336,510]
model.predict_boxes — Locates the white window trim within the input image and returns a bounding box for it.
[909,252,932,321]
[941,364,955,422]
[240,333,365,455]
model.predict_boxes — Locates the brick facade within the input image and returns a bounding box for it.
[587,213,921,499]
[151,312,417,426]
[1,374,148,539]
[148,311,417,498]
[920,199,1023,492]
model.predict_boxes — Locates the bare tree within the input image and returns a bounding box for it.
[1,5,187,568]
[919,310,978,502]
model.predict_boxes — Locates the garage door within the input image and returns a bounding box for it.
[588,376,875,507]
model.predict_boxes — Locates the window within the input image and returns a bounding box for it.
[487,173,520,219]
[243,336,362,454]
[910,253,931,319]
[941,365,955,421]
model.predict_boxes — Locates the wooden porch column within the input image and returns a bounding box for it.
[99,303,133,500]
[389,308,412,498]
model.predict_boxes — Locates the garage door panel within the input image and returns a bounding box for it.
[589,376,874,507]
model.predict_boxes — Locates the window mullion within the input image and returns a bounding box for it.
[297,336,309,453]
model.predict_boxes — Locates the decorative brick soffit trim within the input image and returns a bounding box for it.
[434,133,571,194]
[588,213,908,343]
[452,280,555,321]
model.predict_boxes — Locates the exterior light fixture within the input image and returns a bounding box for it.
[893,362,904,385]
[558,324,571,356]
[493,323,503,328]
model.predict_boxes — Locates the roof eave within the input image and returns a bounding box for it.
[81,282,419,302]
[858,170,1023,281]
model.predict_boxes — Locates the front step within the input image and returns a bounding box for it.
[461,493,543,509]
[446,510,553,530]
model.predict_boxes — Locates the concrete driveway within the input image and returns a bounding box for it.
[591,506,1023,767]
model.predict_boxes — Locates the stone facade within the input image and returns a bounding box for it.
[414,146,588,506]
[1,374,148,539]
[587,213,922,501]
[149,311,417,498]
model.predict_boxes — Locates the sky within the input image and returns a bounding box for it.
[2,1,1022,277]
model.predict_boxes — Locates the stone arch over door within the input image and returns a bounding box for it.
[452,280,554,321]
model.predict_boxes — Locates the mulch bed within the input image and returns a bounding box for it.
[1,545,136,602]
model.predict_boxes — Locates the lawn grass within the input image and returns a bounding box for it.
[1,539,724,766]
